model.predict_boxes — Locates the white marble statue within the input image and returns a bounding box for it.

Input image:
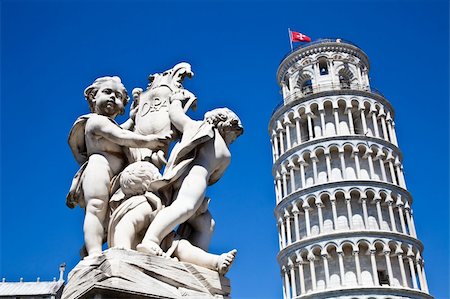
[67,76,170,257]
[66,65,242,279]
[107,161,236,274]
[136,90,244,257]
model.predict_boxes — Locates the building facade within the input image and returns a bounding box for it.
[269,39,432,299]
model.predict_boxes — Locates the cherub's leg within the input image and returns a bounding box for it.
[113,202,151,249]
[186,210,215,251]
[174,239,237,275]
[82,165,111,257]
[138,165,208,254]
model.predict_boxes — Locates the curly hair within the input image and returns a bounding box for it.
[204,108,244,136]
[119,162,161,196]
[84,76,129,114]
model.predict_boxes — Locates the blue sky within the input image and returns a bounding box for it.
[1,0,448,298]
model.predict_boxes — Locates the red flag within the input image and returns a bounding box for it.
[291,31,311,42]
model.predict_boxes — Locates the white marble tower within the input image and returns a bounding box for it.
[269,39,433,299]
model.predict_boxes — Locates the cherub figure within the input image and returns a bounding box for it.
[136,91,244,256]
[108,161,236,274]
[67,76,170,257]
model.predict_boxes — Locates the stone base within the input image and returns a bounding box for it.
[62,248,230,299]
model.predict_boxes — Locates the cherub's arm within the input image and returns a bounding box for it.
[120,88,141,131]
[90,116,169,148]
[169,92,196,133]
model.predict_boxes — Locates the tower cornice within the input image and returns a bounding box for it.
[276,39,370,84]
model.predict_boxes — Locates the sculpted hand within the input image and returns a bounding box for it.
[145,130,173,148]
[130,88,142,121]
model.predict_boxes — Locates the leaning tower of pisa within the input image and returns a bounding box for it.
[269,39,432,299]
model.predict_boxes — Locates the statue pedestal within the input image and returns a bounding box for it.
[62,248,231,299]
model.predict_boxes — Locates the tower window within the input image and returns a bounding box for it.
[377,270,390,285]
[319,59,328,75]
[301,79,313,95]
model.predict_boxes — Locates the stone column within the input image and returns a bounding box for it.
[354,249,362,285]
[325,152,332,182]
[282,265,291,299]
[387,117,399,146]
[345,195,353,230]
[277,121,285,155]
[346,107,355,134]
[386,196,397,232]
[288,161,296,194]
[279,133,285,156]
[337,250,346,286]
[279,216,286,248]
[371,108,380,137]
[339,149,347,180]
[333,107,340,135]
[303,201,311,237]
[277,221,282,250]
[375,151,387,181]
[296,253,306,295]
[284,117,292,150]
[276,172,282,203]
[421,260,430,294]
[383,247,394,286]
[380,114,389,142]
[294,111,302,145]
[395,158,407,188]
[306,112,314,141]
[396,196,407,234]
[322,253,330,288]
[352,148,361,179]
[387,154,398,185]
[360,107,368,134]
[330,196,338,231]
[272,132,279,160]
[319,108,326,137]
[310,153,318,185]
[281,167,288,198]
[361,197,369,229]
[416,257,425,292]
[365,149,376,179]
[407,249,418,289]
[375,197,384,230]
[404,202,417,237]
[308,252,317,291]
[284,209,292,245]
[292,203,300,242]
[281,269,287,299]
[395,245,408,287]
[369,248,379,286]
[288,258,297,298]
[299,158,307,189]
[316,198,324,234]
[409,209,418,238]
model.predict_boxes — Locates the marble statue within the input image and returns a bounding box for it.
[107,161,236,274]
[136,91,244,256]
[65,64,242,296]
[66,76,171,257]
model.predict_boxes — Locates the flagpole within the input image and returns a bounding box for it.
[288,28,293,52]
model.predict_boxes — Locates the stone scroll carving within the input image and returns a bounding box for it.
[65,63,243,285]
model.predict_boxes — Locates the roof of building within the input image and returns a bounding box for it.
[0,280,64,296]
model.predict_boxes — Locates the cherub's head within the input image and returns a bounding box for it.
[84,76,129,117]
[204,108,244,145]
[120,161,161,196]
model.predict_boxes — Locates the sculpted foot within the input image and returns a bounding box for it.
[217,249,237,275]
[136,241,164,256]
